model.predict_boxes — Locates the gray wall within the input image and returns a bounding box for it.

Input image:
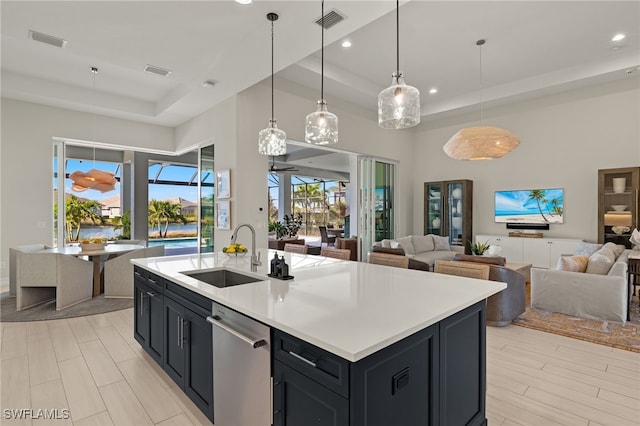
[2,76,638,281]
[411,77,640,242]
[0,99,174,280]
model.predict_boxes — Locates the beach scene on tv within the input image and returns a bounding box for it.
[495,189,564,224]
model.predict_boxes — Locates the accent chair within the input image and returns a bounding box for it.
[16,252,93,310]
[104,245,165,298]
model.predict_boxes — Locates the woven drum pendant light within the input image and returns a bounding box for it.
[304,0,338,145]
[69,67,117,193]
[258,12,287,156]
[443,40,520,160]
[377,0,420,129]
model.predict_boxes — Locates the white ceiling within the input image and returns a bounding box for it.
[2,1,638,130]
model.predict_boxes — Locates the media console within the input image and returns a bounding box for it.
[476,235,583,269]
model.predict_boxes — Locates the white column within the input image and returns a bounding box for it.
[278,173,292,221]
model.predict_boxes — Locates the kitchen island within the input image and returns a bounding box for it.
[132,249,505,426]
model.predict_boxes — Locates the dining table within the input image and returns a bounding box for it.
[327,228,345,238]
[38,244,145,297]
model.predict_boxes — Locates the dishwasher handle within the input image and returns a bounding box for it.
[206,315,267,349]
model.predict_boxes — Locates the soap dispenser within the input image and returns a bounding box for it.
[280,255,289,278]
[269,252,280,277]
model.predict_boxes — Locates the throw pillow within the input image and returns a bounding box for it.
[585,247,616,275]
[602,242,625,258]
[396,236,415,255]
[380,239,392,248]
[589,247,616,263]
[412,235,435,253]
[573,242,601,257]
[390,241,401,249]
[556,255,589,272]
[432,235,451,251]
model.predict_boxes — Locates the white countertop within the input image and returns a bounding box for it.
[132,249,506,362]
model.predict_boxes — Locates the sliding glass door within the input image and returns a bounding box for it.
[199,145,214,253]
[358,157,397,260]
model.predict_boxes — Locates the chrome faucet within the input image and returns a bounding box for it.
[230,223,261,272]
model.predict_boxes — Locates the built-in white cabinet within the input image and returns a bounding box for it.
[476,235,583,269]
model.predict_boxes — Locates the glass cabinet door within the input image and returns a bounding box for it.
[425,183,443,235]
[424,179,472,254]
[447,182,464,248]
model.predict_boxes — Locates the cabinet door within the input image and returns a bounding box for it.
[273,360,348,426]
[164,297,186,387]
[546,239,582,269]
[523,239,549,268]
[439,300,486,426]
[447,181,465,248]
[477,235,523,263]
[425,182,444,235]
[133,281,149,347]
[184,308,214,422]
[147,291,164,364]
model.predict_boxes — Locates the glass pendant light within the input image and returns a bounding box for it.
[443,40,520,160]
[378,0,420,129]
[258,13,287,156]
[305,0,338,145]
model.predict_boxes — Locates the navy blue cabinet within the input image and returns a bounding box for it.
[273,300,486,426]
[163,282,214,422]
[133,267,164,365]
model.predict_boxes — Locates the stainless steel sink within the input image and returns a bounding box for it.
[183,270,262,288]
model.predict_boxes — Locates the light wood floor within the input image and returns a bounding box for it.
[1,309,639,426]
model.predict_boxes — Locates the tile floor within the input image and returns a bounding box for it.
[1,308,638,425]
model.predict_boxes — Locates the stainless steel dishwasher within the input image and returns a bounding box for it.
[207,302,271,426]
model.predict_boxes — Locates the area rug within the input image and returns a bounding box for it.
[0,292,133,322]
[513,295,640,353]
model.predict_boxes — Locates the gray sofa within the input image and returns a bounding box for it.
[531,243,630,324]
[374,234,463,269]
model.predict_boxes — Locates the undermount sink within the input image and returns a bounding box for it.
[182,270,262,288]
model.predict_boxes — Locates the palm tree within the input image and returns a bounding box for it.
[549,198,563,216]
[65,195,104,241]
[148,199,187,238]
[112,210,131,239]
[160,201,187,238]
[528,190,549,222]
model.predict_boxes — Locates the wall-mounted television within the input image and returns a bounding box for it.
[495,188,564,224]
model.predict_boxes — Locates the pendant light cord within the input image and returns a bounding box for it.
[477,39,485,124]
[271,18,275,121]
[396,0,400,77]
[320,0,325,100]
[91,66,98,167]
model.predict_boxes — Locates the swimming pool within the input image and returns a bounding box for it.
[149,238,197,249]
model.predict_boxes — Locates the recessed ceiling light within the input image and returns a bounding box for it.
[429,88,438,94]
[235,0,252,4]
[612,33,626,42]
[202,80,216,88]
[341,40,352,48]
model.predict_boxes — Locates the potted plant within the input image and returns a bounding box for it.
[470,240,490,256]
[283,213,303,238]
[268,221,287,239]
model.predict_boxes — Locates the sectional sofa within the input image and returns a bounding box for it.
[373,234,463,270]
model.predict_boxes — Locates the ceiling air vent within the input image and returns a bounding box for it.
[28,30,67,48]
[144,64,172,77]
[314,9,345,29]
